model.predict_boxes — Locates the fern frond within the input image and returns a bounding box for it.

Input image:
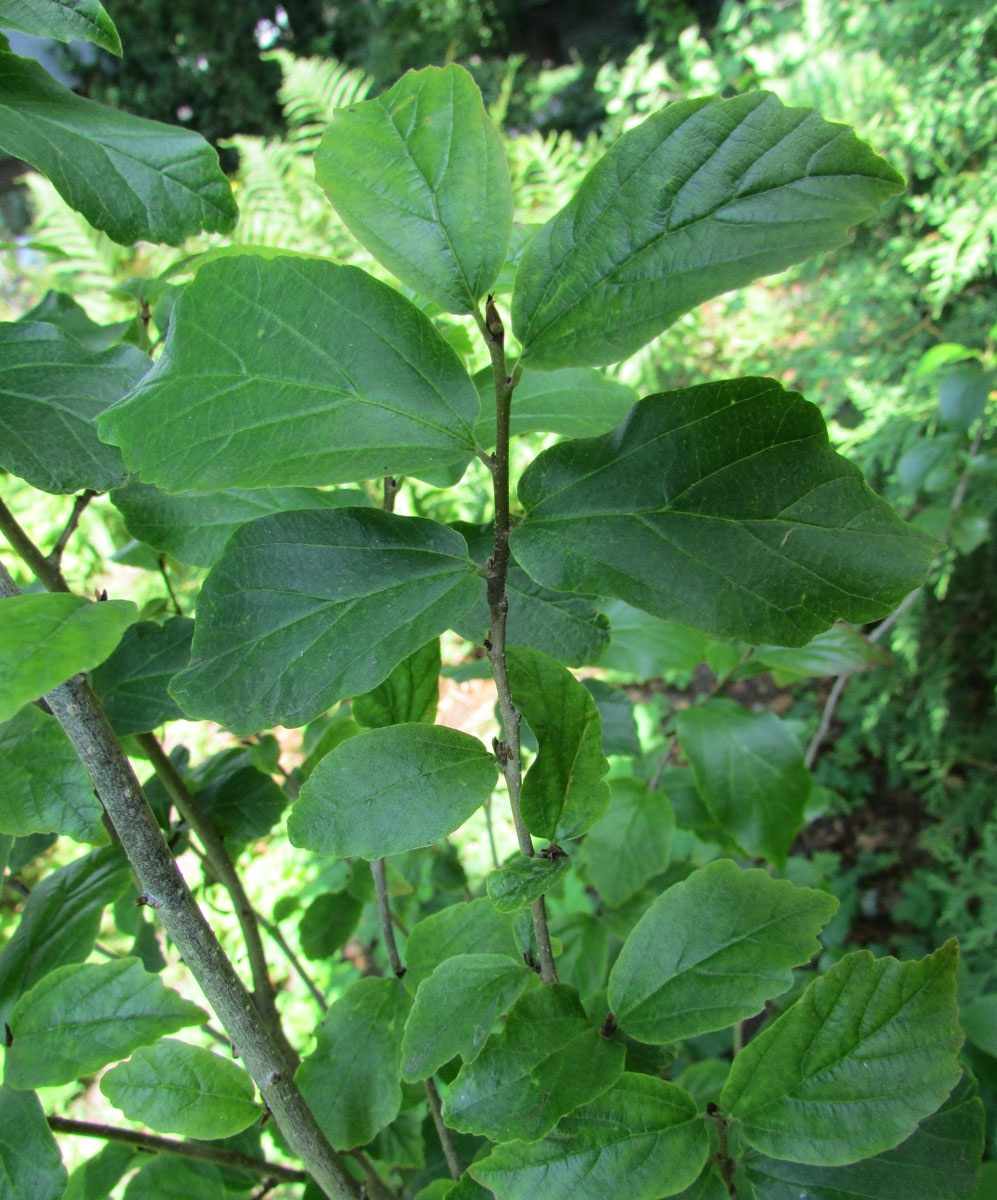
[265,50,374,153]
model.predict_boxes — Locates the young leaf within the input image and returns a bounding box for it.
[296,977,409,1150]
[0,1086,67,1200]
[289,723,497,858]
[512,378,935,647]
[121,1156,223,1200]
[4,957,207,1088]
[512,90,904,369]
[608,859,838,1045]
[0,322,147,493]
[720,940,964,1165]
[486,853,571,913]
[0,50,236,245]
[315,64,511,313]
[0,594,137,723]
[89,618,194,736]
[403,899,519,997]
[471,1073,709,1200]
[506,646,610,840]
[0,705,109,844]
[472,366,637,446]
[353,639,441,728]
[100,1039,260,1139]
[675,699,812,867]
[581,778,673,908]
[443,983,625,1143]
[0,0,122,54]
[169,509,478,733]
[401,953,532,1081]
[98,257,479,492]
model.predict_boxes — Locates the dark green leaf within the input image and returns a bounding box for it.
[18,291,131,352]
[0,1086,66,1200]
[188,753,288,846]
[289,723,497,858]
[0,844,130,1026]
[676,699,811,866]
[486,853,571,912]
[368,1110,425,1171]
[551,913,609,1001]
[0,50,236,245]
[582,680,640,757]
[122,1157,223,1200]
[720,940,964,1165]
[513,378,935,646]
[753,625,890,684]
[63,1142,137,1200]
[938,367,992,431]
[671,1164,728,1200]
[960,995,997,1058]
[0,704,108,844]
[404,899,519,997]
[110,479,373,569]
[5,957,206,1088]
[101,1039,259,1138]
[99,257,478,491]
[0,0,121,53]
[353,640,441,728]
[471,1072,708,1199]
[473,366,637,446]
[89,618,193,735]
[296,977,409,1150]
[598,600,711,679]
[442,983,625,1142]
[401,953,532,1081]
[298,892,364,961]
[512,91,904,368]
[315,64,511,313]
[507,646,610,841]
[608,859,837,1044]
[0,322,147,493]
[581,778,673,908]
[170,508,478,733]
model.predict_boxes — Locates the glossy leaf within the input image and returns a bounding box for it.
[608,859,837,1044]
[403,899,519,997]
[98,257,479,491]
[100,1039,260,1139]
[353,639,441,728]
[0,322,148,493]
[471,1073,709,1200]
[5,957,206,1088]
[122,1157,223,1200]
[296,977,409,1150]
[0,0,121,52]
[170,508,478,733]
[486,853,571,912]
[315,64,511,313]
[0,593,137,723]
[675,699,812,866]
[0,50,236,245]
[581,778,673,908]
[0,844,130,1025]
[289,723,496,858]
[298,892,363,961]
[0,1086,67,1200]
[401,953,532,1081]
[90,618,193,735]
[0,704,108,844]
[512,91,904,368]
[720,940,963,1165]
[109,479,372,568]
[507,646,610,840]
[753,624,890,684]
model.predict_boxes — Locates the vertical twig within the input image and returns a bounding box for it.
[48,489,96,571]
[158,555,184,616]
[257,913,328,1013]
[424,1077,462,1180]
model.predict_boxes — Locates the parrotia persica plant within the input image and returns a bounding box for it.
[0,4,985,1200]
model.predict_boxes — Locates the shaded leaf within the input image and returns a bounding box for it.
[598,600,711,679]
[90,617,193,735]
[581,778,673,908]
[404,899,519,997]
[473,366,637,446]
[582,680,641,757]
[753,624,890,684]
[298,892,364,961]
[188,751,288,845]
[353,639,441,728]
[63,1142,137,1200]
[18,291,131,352]
[0,1086,66,1200]
[0,0,121,53]
[122,1156,223,1200]
[486,853,571,913]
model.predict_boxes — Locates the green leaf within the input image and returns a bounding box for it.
[671,1165,728,1200]
[720,940,964,1165]
[188,751,288,846]
[507,646,610,841]
[0,593,137,723]
[512,91,904,369]
[0,1086,67,1200]
[122,1157,223,1200]
[0,705,108,844]
[353,640,441,728]
[938,366,992,431]
[0,844,130,1026]
[0,322,148,493]
[960,995,997,1058]
[486,853,571,913]
[551,912,609,1000]
[581,778,673,908]
[63,1143,137,1200]
[296,977,409,1150]
[100,1039,259,1139]
[315,64,511,313]
[0,50,236,245]
[89,618,193,736]
[289,723,497,858]
[169,508,478,734]
[18,291,131,352]
[471,1072,709,1199]
[675,699,811,866]
[4,957,207,1088]
[512,378,935,646]
[608,859,837,1045]
[401,953,532,1081]
[473,366,637,447]
[0,0,121,53]
[753,625,890,684]
[404,898,519,997]
[598,601,711,679]
[109,479,373,569]
[98,256,479,491]
[298,892,363,961]
[582,680,641,757]
[443,983,625,1142]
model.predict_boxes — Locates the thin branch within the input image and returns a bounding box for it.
[371,858,405,978]
[424,1077,461,1180]
[48,490,96,570]
[47,1116,306,1182]
[0,496,71,592]
[158,555,184,616]
[258,913,328,1013]
[349,1151,397,1200]
[483,796,500,869]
